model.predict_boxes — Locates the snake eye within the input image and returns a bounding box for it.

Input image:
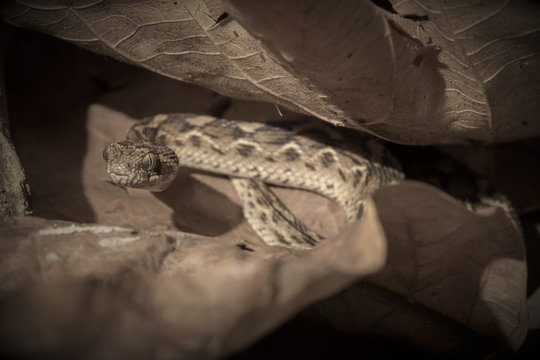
[141,153,158,171]
[103,144,115,162]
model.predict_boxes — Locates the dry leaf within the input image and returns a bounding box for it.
[310,182,527,352]
[0,199,386,359]
[1,0,539,144]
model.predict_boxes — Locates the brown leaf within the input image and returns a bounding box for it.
[1,0,539,144]
[310,182,527,351]
[0,197,387,358]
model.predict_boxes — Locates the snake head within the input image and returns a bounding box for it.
[103,141,179,191]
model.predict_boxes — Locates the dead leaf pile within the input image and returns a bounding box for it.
[0,1,537,358]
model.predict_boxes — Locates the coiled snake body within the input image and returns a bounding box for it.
[104,114,404,249]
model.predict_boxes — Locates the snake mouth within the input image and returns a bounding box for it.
[106,170,135,187]
[106,167,173,191]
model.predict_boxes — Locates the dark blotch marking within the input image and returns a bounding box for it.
[364,170,373,185]
[142,127,158,140]
[232,167,239,174]
[190,135,201,147]
[275,232,290,245]
[305,162,316,171]
[309,143,325,150]
[211,145,224,155]
[340,151,362,166]
[156,135,168,145]
[304,235,317,246]
[321,152,335,167]
[127,130,144,141]
[174,139,184,147]
[266,135,292,145]
[265,156,276,162]
[326,183,334,189]
[237,143,255,157]
[338,168,347,181]
[347,52,353,58]
[353,169,363,187]
[284,147,300,161]
[248,201,255,209]
[179,121,196,133]
[260,213,267,223]
[232,127,247,139]
[272,212,280,224]
[236,243,254,252]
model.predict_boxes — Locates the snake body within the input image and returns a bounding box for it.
[104,114,404,249]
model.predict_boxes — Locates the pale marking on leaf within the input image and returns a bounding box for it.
[443,67,476,82]
[483,52,539,84]
[37,11,70,27]
[449,122,481,132]
[226,75,248,81]
[6,7,31,21]
[442,109,488,116]
[392,0,411,10]
[442,3,481,10]
[454,0,511,35]
[441,49,470,69]
[228,51,263,60]
[445,88,487,105]
[483,298,517,318]
[413,0,442,15]
[89,14,137,28]
[460,82,485,96]
[425,21,456,43]
[257,76,289,84]
[58,36,99,43]
[466,27,540,56]
[138,50,221,62]
[16,0,104,11]
[38,224,132,236]
[99,236,141,247]
[391,0,410,11]
[114,18,195,47]
[158,34,207,46]
[214,36,238,47]
[472,46,518,67]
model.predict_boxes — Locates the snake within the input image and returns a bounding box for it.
[103,113,405,249]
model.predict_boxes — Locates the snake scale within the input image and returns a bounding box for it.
[103,113,405,249]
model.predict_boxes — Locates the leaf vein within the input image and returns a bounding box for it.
[483,52,539,84]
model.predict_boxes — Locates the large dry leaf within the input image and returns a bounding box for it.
[0,0,539,144]
[310,182,527,352]
[0,205,386,358]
